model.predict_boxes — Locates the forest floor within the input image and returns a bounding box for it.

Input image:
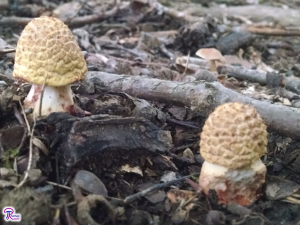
[1,0,300,224]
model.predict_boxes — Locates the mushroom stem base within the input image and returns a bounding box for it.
[24,84,74,117]
[199,160,266,206]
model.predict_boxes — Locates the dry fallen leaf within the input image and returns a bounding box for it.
[32,137,49,156]
[120,164,143,176]
[73,170,108,196]
[223,55,253,69]
[53,1,82,21]
[167,189,197,204]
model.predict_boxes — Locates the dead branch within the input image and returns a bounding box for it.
[0,16,32,27]
[148,1,300,27]
[0,48,16,54]
[245,26,300,36]
[86,71,300,140]
[0,2,130,27]
[218,65,267,83]
[218,65,300,94]
[179,4,300,27]
[68,2,129,27]
[124,175,191,203]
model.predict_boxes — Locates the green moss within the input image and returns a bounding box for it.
[2,148,19,169]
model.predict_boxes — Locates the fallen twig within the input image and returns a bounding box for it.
[166,118,199,129]
[174,4,300,27]
[218,65,300,94]
[245,26,300,36]
[0,2,130,27]
[16,105,35,188]
[124,175,191,203]
[0,48,16,54]
[0,16,32,26]
[46,181,72,191]
[150,1,198,23]
[19,100,30,132]
[108,55,170,68]
[86,71,300,140]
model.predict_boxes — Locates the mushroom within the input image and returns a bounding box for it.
[199,102,268,206]
[13,16,87,118]
[196,48,226,72]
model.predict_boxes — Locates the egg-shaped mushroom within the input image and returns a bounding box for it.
[199,102,268,206]
[13,16,87,118]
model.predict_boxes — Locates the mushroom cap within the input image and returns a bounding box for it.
[196,48,226,63]
[13,16,87,87]
[200,102,268,169]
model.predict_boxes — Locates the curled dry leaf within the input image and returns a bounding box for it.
[0,168,15,178]
[0,180,17,188]
[73,170,108,197]
[27,169,42,183]
[53,1,82,21]
[120,164,143,177]
[183,148,195,163]
[265,175,300,200]
[32,137,48,156]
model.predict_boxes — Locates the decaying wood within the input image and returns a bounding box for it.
[86,71,300,140]
[53,116,172,168]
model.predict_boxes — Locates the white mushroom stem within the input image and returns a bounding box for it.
[209,60,217,72]
[24,84,74,117]
[199,160,266,206]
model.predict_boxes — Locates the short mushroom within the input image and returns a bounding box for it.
[13,16,87,118]
[196,48,226,72]
[199,102,268,206]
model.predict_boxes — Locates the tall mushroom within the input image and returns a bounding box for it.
[196,48,226,72]
[13,16,87,118]
[199,102,268,206]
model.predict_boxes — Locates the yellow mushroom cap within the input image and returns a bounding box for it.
[13,16,87,87]
[200,102,268,169]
